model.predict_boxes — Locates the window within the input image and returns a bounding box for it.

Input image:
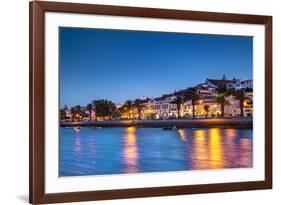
[162,104,168,109]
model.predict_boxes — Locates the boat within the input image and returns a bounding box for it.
[91,126,102,129]
[74,127,80,132]
[163,126,178,131]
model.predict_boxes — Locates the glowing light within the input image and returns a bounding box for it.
[127,126,136,133]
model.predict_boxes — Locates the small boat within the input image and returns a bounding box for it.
[163,126,178,131]
[91,126,102,129]
[74,127,80,132]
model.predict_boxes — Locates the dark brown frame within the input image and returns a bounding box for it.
[29,1,272,204]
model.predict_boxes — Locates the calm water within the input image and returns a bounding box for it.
[59,127,253,176]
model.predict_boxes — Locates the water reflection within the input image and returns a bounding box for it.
[123,127,139,172]
[74,129,81,154]
[191,128,252,170]
[60,127,253,176]
[192,129,209,169]
[88,136,96,154]
[224,129,238,166]
[209,128,223,169]
[239,138,253,167]
[225,129,237,138]
[178,129,188,141]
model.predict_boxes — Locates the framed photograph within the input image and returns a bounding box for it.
[29,1,272,204]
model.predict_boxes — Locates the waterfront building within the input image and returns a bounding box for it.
[140,74,253,119]
[224,96,242,117]
[141,92,253,119]
[227,78,253,90]
[195,83,217,97]
[223,93,253,117]
[120,107,138,119]
[182,95,253,118]
[184,97,221,118]
[65,109,72,119]
[143,96,180,119]
[60,75,253,121]
[243,92,253,116]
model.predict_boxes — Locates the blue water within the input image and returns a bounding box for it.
[59,127,253,176]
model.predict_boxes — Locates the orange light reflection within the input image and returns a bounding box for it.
[178,129,188,141]
[224,129,238,167]
[192,129,209,169]
[209,128,224,169]
[239,138,252,167]
[123,127,139,173]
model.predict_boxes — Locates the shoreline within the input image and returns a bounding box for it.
[60,118,253,129]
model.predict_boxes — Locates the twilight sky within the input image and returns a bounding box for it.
[59,27,253,108]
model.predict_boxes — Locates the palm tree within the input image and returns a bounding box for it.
[215,88,229,117]
[204,105,210,118]
[76,105,81,120]
[124,100,134,118]
[185,87,200,119]
[70,105,81,121]
[86,103,93,121]
[93,99,116,120]
[134,99,145,119]
[171,95,183,118]
[231,88,252,117]
[70,107,75,122]
[60,104,68,121]
[112,109,121,120]
[60,109,67,120]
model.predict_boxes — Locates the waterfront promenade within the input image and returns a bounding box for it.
[60,117,252,129]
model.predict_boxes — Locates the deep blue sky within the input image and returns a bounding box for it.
[59,27,253,107]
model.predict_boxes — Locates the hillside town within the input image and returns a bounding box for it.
[60,75,253,122]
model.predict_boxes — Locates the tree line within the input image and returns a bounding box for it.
[60,98,148,121]
[60,87,252,121]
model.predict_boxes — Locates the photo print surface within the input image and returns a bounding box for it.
[59,27,253,177]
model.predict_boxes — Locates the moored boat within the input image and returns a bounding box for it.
[74,127,80,132]
[163,126,178,131]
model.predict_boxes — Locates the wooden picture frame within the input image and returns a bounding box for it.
[29,1,272,204]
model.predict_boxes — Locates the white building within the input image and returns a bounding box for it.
[133,75,253,119]
[227,78,253,90]
[195,83,217,97]
[143,96,179,119]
